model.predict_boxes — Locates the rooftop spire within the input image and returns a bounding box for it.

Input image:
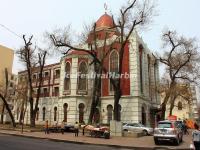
[104,3,108,13]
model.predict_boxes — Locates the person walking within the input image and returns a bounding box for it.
[61,120,65,134]
[44,120,49,134]
[74,122,79,137]
[192,123,200,150]
[183,120,189,135]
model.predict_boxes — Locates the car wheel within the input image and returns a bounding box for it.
[174,138,180,146]
[154,138,159,145]
[143,130,148,136]
[123,129,128,132]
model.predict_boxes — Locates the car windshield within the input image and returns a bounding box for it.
[158,122,172,128]
[138,123,145,127]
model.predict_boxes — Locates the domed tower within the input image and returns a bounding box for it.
[87,13,119,44]
[96,13,114,30]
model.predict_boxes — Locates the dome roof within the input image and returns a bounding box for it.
[96,13,114,29]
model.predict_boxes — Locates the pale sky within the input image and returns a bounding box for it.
[0,0,200,74]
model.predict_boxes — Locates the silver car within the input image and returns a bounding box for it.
[154,120,183,145]
[123,123,153,135]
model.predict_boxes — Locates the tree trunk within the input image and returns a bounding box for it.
[169,95,177,116]
[113,86,121,121]
[19,100,25,125]
[160,82,176,120]
[169,104,174,116]
[0,104,5,124]
[88,65,102,124]
[160,103,166,120]
[0,94,16,127]
[29,96,35,127]
[30,110,35,127]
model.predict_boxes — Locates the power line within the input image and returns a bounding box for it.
[0,23,23,39]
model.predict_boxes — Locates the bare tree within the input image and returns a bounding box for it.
[49,0,156,122]
[17,35,47,127]
[15,75,29,132]
[159,30,199,120]
[0,68,16,127]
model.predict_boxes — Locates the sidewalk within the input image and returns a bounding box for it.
[0,129,192,150]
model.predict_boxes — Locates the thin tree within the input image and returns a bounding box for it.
[17,35,47,127]
[0,68,16,127]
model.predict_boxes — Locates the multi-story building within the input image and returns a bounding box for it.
[15,13,160,126]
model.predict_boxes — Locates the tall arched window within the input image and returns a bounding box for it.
[139,45,143,93]
[63,103,68,122]
[79,103,85,123]
[64,62,71,91]
[178,102,183,110]
[154,60,158,102]
[78,61,88,91]
[42,107,46,121]
[36,108,39,121]
[147,55,152,100]
[107,105,113,123]
[109,50,119,92]
[141,106,146,125]
[54,107,57,121]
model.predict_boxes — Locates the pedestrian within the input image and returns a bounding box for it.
[183,120,189,135]
[192,123,200,150]
[74,121,79,137]
[44,120,49,134]
[61,120,65,134]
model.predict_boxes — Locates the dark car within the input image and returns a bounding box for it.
[64,125,75,132]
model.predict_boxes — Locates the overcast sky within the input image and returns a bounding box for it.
[0,0,200,74]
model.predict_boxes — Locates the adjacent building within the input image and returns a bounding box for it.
[0,44,14,122]
[161,84,199,121]
[0,44,14,84]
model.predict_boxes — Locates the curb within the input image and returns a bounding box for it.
[0,131,190,150]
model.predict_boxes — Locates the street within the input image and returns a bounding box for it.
[0,133,146,150]
[0,133,191,150]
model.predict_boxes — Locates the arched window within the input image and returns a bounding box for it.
[54,107,57,121]
[64,62,71,91]
[107,105,113,123]
[42,107,46,121]
[78,103,85,123]
[141,106,146,125]
[78,61,88,91]
[63,103,68,122]
[109,50,119,92]
[36,108,39,121]
[178,102,183,110]
[139,45,143,93]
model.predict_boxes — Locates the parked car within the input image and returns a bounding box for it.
[123,123,153,135]
[154,120,183,145]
